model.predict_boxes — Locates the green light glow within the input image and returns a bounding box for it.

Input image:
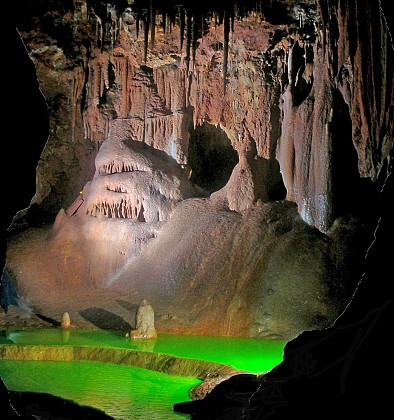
[0,328,287,419]
[154,334,286,373]
[0,360,196,419]
[1,327,286,373]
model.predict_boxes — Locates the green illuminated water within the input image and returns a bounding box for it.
[0,327,286,373]
[0,327,287,419]
[0,359,197,419]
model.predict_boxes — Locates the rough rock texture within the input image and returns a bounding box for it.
[4,0,393,340]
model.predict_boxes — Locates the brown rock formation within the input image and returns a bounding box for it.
[4,0,393,340]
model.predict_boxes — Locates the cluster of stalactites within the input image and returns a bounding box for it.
[75,0,286,94]
[131,2,235,93]
[86,197,145,220]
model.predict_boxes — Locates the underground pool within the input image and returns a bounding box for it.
[0,327,287,419]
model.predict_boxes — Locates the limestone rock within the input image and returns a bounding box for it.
[60,312,71,329]
[130,299,157,339]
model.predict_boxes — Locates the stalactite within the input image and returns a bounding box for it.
[162,12,167,34]
[92,62,100,104]
[223,10,230,95]
[99,62,109,99]
[118,16,122,38]
[136,13,140,38]
[71,66,85,142]
[97,15,103,48]
[179,7,185,50]
[192,13,199,68]
[218,9,224,26]
[186,11,192,74]
[149,1,156,49]
[87,197,146,221]
[113,56,130,118]
[144,15,149,63]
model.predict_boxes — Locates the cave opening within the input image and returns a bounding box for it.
[187,123,238,194]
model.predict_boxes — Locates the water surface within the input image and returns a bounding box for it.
[0,327,287,419]
[0,359,196,419]
[1,327,286,373]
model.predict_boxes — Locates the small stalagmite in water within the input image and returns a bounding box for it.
[129,299,157,339]
[60,311,71,328]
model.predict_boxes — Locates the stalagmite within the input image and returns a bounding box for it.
[61,312,71,328]
[129,299,157,339]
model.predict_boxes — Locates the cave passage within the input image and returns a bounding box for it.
[188,123,238,194]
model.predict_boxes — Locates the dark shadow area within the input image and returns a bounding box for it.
[188,123,238,194]
[0,271,19,314]
[266,158,287,201]
[79,308,131,332]
[330,90,378,224]
[291,42,313,107]
[1,29,48,268]
[116,300,138,329]
[1,377,114,420]
[34,314,61,327]
[327,89,385,301]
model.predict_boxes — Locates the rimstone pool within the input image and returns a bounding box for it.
[0,327,286,419]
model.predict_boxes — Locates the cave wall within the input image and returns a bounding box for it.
[14,0,392,233]
[4,0,392,339]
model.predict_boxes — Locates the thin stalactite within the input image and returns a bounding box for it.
[136,13,140,38]
[192,13,199,69]
[223,10,230,94]
[162,12,167,34]
[143,15,149,63]
[186,10,192,74]
[149,0,156,49]
[179,7,185,50]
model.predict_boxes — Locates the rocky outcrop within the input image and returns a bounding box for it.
[5,0,393,339]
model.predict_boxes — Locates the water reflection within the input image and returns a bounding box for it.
[59,328,71,344]
[128,337,157,352]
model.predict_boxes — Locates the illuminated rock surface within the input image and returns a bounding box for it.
[3,0,393,341]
